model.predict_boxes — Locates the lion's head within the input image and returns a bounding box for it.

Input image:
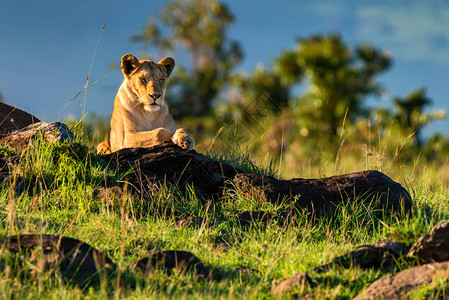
[120,53,175,112]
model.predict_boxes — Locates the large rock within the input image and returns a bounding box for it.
[234,170,412,216]
[408,220,449,263]
[100,145,411,217]
[0,234,114,279]
[1,121,73,148]
[0,103,40,136]
[354,261,449,300]
[100,143,240,196]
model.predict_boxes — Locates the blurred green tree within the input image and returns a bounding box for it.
[131,0,243,118]
[229,34,392,140]
[0,91,3,103]
[392,88,446,146]
[279,34,392,138]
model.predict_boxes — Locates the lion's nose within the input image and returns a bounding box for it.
[149,93,161,100]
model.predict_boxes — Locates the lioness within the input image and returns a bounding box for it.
[97,54,194,154]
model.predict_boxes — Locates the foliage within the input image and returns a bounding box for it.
[131,0,243,118]
[392,88,446,146]
[185,30,446,172]
[220,34,396,161]
[282,34,391,138]
[0,91,3,103]
[363,88,447,162]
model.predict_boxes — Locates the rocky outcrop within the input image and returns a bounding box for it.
[234,171,412,216]
[1,121,73,149]
[320,221,449,299]
[0,103,40,136]
[99,145,412,217]
[354,261,449,300]
[100,143,240,197]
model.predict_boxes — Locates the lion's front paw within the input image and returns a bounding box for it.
[171,128,195,150]
[96,140,112,155]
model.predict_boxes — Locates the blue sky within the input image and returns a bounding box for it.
[1,0,448,136]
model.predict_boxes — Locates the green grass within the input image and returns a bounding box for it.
[0,132,448,299]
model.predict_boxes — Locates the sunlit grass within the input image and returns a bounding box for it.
[0,129,448,299]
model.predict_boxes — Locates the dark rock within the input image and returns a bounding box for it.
[408,220,449,263]
[173,216,205,228]
[0,234,114,277]
[354,261,449,300]
[132,249,209,278]
[100,143,240,196]
[235,211,274,226]
[100,145,411,218]
[272,272,313,296]
[0,103,40,136]
[315,240,410,272]
[234,170,412,216]
[1,122,74,149]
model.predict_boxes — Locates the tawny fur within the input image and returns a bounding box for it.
[97,54,194,154]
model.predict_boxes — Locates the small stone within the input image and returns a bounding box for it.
[408,220,449,263]
[1,122,73,149]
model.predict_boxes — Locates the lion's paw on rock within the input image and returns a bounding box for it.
[171,128,195,150]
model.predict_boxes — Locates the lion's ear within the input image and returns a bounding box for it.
[121,54,140,77]
[158,57,175,77]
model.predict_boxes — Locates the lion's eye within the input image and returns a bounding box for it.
[140,78,147,85]
[159,78,164,84]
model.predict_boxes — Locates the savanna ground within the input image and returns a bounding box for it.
[1,119,449,300]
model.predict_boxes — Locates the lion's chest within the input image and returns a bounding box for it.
[131,111,166,132]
